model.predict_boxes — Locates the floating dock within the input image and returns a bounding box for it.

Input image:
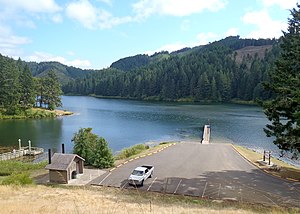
[202,125,210,144]
[0,147,44,161]
[0,139,44,161]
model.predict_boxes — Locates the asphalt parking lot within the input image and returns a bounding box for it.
[90,142,300,207]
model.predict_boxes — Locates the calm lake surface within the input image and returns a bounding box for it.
[0,96,298,166]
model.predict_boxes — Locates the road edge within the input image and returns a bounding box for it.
[231,144,300,183]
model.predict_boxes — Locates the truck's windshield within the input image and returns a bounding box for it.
[132,170,143,176]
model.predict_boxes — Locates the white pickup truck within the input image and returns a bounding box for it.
[128,165,154,186]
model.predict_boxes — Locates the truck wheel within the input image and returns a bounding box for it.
[149,172,152,178]
[141,180,144,186]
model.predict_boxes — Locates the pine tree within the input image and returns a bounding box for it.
[211,77,218,101]
[44,71,63,110]
[263,4,300,159]
[19,65,35,108]
[0,56,20,114]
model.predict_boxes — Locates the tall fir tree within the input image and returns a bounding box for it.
[44,71,63,110]
[0,56,20,114]
[263,4,300,159]
[19,65,35,108]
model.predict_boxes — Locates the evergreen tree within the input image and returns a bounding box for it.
[211,77,218,101]
[44,71,63,110]
[19,65,35,108]
[263,5,300,159]
[0,56,20,114]
[199,72,210,100]
[34,77,46,108]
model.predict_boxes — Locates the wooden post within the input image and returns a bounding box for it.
[28,140,31,155]
[268,151,271,165]
[18,139,21,150]
[48,149,52,164]
[263,150,265,161]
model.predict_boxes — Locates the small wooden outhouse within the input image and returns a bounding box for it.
[45,153,85,184]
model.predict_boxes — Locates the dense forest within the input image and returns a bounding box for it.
[63,36,279,102]
[0,36,280,108]
[0,55,62,115]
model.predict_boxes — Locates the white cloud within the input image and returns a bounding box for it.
[0,25,30,57]
[0,0,61,13]
[242,9,286,38]
[66,0,98,29]
[0,0,62,27]
[196,32,219,45]
[97,0,113,6]
[181,19,191,31]
[67,51,75,56]
[225,28,239,37]
[66,0,228,29]
[52,14,63,23]
[66,0,133,29]
[133,0,227,18]
[260,0,298,9]
[25,52,92,69]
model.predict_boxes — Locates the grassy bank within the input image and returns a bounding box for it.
[0,160,47,184]
[0,108,73,120]
[115,144,150,160]
[114,142,175,166]
[233,145,300,181]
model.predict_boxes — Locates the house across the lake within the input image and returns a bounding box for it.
[45,153,85,184]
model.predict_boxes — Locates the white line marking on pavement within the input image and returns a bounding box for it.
[147,177,157,191]
[263,194,278,206]
[99,172,111,185]
[121,182,128,189]
[218,183,221,198]
[202,182,207,198]
[174,179,182,194]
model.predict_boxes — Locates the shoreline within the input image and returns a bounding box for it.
[232,143,300,182]
[0,108,73,120]
[87,94,258,105]
[52,109,73,117]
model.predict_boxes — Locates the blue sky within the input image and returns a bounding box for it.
[0,0,298,69]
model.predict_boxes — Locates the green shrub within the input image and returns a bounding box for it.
[25,108,56,119]
[72,128,114,169]
[115,144,149,160]
[1,172,33,185]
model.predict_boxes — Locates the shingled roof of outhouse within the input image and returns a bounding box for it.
[45,153,85,171]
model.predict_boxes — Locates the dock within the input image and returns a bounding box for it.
[0,146,44,161]
[0,139,44,161]
[202,125,210,144]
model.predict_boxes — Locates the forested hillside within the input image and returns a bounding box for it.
[22,60,92,85]
[63,36,279,102]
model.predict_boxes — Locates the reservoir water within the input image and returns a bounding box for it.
[0,96,298,166]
